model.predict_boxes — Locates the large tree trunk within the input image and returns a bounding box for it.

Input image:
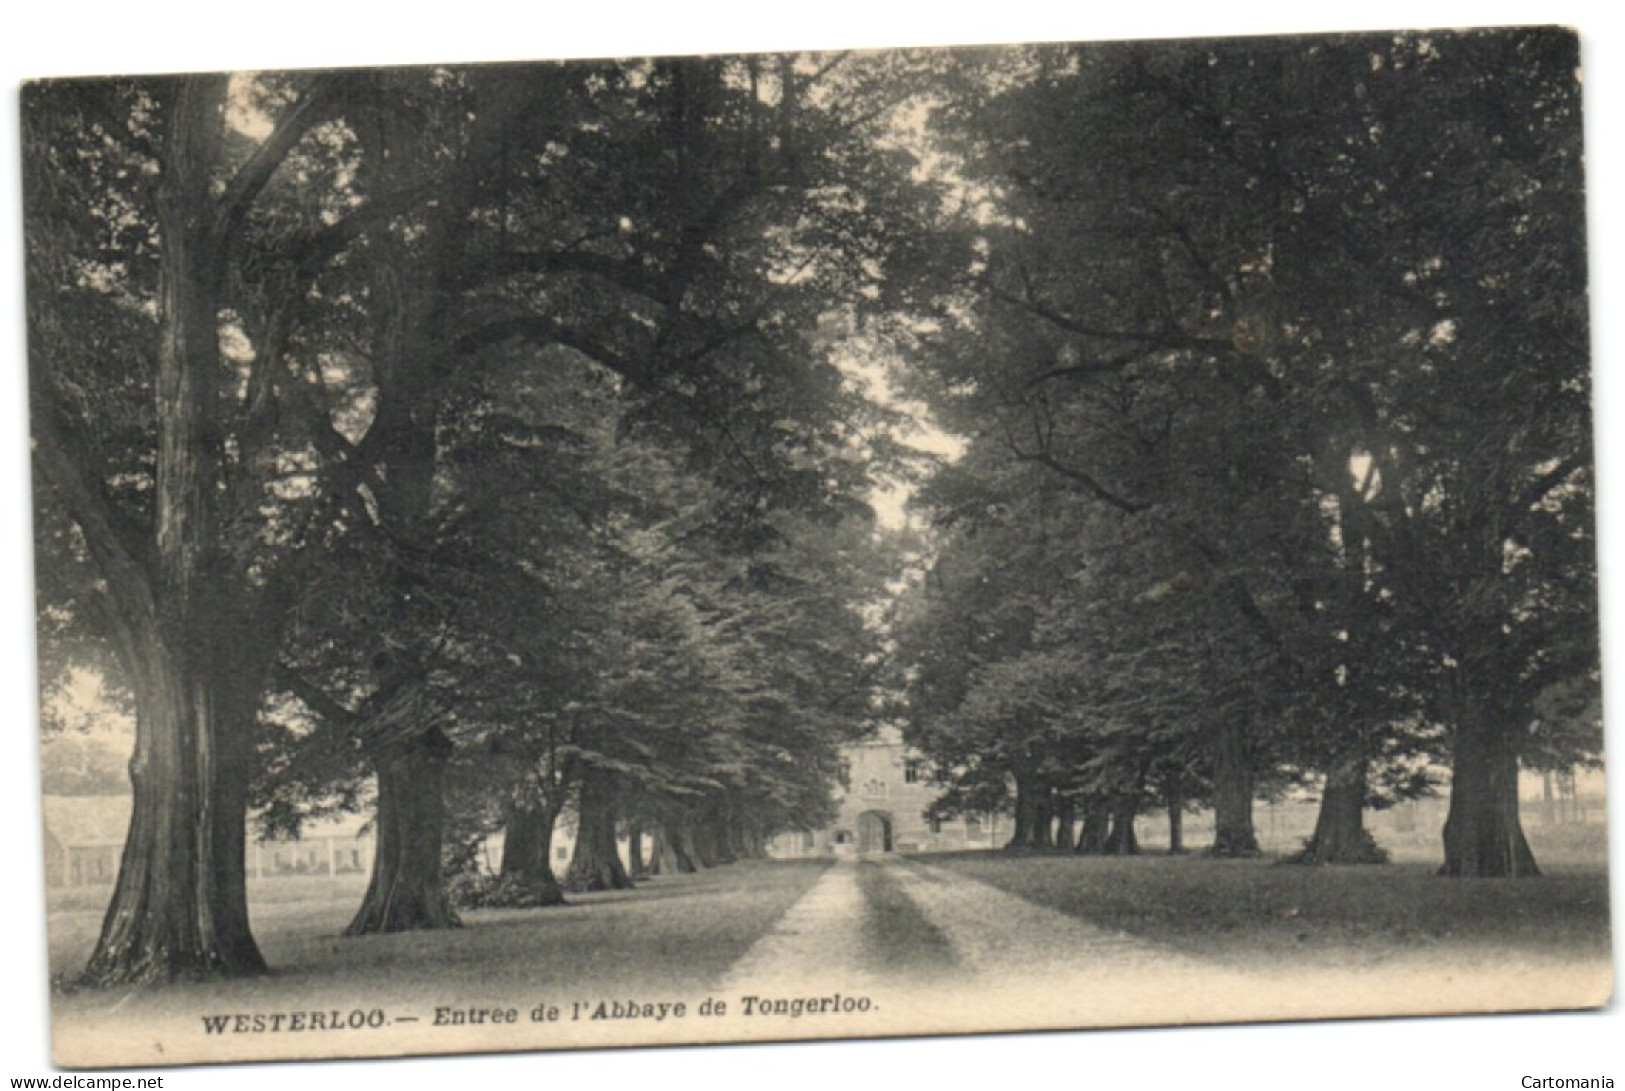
[1103,801,1140,856]
[347,728,460,934]
[649,823,697,875]
[689,823,719,868]
[1052,798,1076,851]
[203,656,269,967]
[341,89,476,930]
[1032,795,1056,849]
[1165,774,1186,854]
[685,824,710,868]
[688,813,736,867]
[1075,801,1110,854]
[724,812,753,861]
[493,798,566,907]
[1441,716,1539,877]
[1006,768,1039,849]
[675,822,708,869]
[1208,718,1260,857]
[1295,759,1387,865]
[566,773,634,891]
[78,76,269,985]
[1006,795,1033,849]
[709,813,738,865]
[81,632,268,984]
[731,820,763,860]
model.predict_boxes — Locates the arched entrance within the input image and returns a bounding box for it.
[857,810,893,854]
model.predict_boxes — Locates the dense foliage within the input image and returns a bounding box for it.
[894,29,1597,872]
[24,28,1600,985]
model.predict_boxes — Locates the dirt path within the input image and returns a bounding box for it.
[716,853,1610,1036]
[888,856,1206,982]
[50,852,1610,1066]
[716,858,884,994]
[717,855,1206,999]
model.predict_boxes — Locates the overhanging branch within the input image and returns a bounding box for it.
[214,74,349,243]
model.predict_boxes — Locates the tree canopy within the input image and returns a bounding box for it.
[24,27,1600,986]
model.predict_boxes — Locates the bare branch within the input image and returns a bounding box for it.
[214,74,348,243]
[989,283,1233,356]
[274,664,361,729]
[998,410,1152,515]
[30,398,158,596]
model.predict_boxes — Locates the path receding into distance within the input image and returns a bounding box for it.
[717,858,890,995]
[715,854,1612,1037]
[717,854,1212,1007]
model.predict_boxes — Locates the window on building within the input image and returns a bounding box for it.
[966,814,983,833]
[929,816,942,834]
[904,759,923,784]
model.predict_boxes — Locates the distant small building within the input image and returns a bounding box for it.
[250,811,376,879]
[767,726,1001,857]
[41,795,376,887]
[1520,765,1607,826]
[42,796,127,887]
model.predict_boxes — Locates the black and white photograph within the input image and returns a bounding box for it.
[4,4,1619,1086]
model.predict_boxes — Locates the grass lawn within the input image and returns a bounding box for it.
[854,859,956,979]
[926,846,1612,974]
[51,859,831,1015]
[47,873,377,980]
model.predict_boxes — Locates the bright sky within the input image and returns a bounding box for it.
[836,347,966,531]
[48,668,134,740]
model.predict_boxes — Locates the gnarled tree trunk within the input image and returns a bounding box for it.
[1441,714,1539,877]
[650,822,696,875]
[687,813,736,867]
[494,798,566,906]
[709,813,738,865]
[1295,758,1387,865]
[347,727,460,934]
[73,75,284,985]
[685,823,713,868]
[1103,801,1140,856]
[675,822,708,869]
[82,625,268,984]
[1075,801,1110,855]
[1006,767,1040,849]
[566,772,634,891]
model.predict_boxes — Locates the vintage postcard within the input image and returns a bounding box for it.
[22,23,1610,1071]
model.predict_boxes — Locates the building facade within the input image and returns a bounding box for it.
[767,726,1002,857]
[41,795,376,887]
